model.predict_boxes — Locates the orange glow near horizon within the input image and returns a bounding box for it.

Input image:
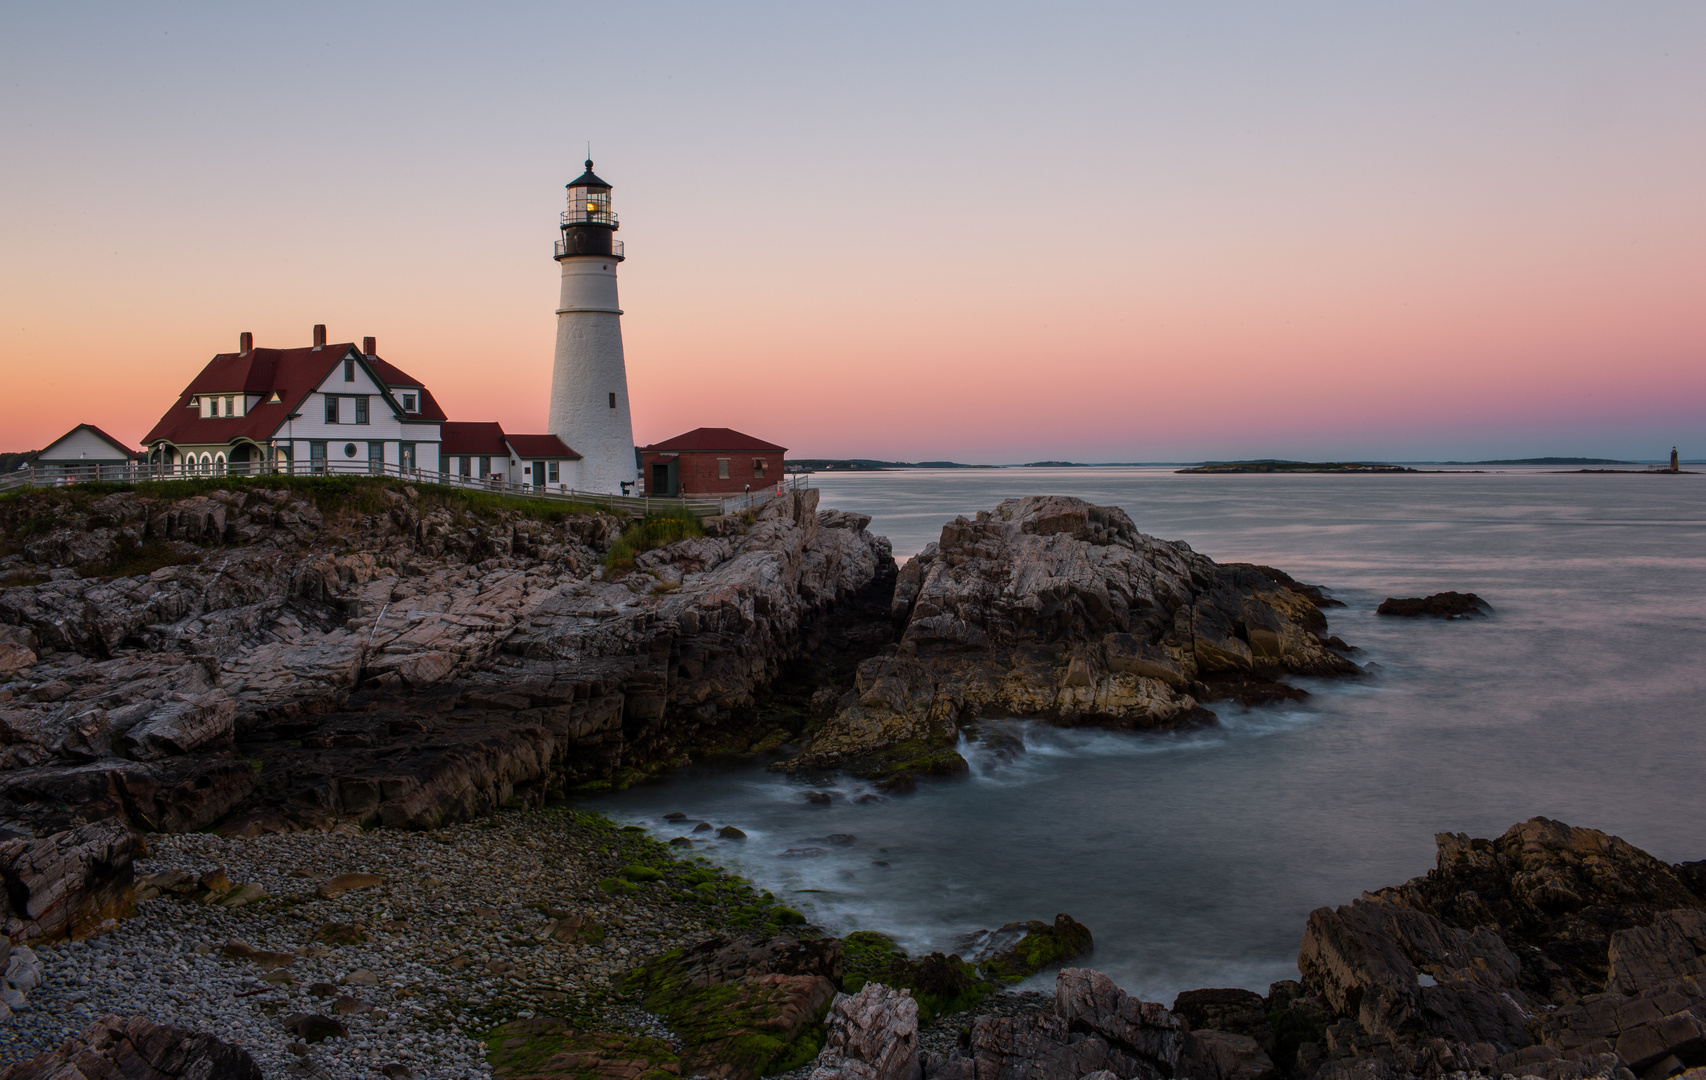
[3,4,1703,463]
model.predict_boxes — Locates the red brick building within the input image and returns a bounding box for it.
[640,427,786,496]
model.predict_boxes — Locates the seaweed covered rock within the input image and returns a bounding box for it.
[842,930,994,1023]
[623,933,842,1079]
[0,1013,263,1080]
[969,913,1094,983]
[782,496,1356,782]
[486,1017,680,1080]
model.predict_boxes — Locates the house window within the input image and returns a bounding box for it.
[343,442,358,458]
[754,458,768,478]
[717,458,730,480]
[344,357,355,382]
[325,395,339,423]
[608,392,616,409]
[402,393,417,413]
[400,442,415,470]
[478,457,489,479]
[309,441,327,473]
[222,396,233,417]
[368,442,384,473]
[459,456,471,478]
[547,461,559,483]
[354,396,369,424]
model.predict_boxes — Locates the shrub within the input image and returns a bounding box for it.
[603,506,704,574]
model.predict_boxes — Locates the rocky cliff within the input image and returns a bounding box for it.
[0,479,892,853]
[783,495,1358,783]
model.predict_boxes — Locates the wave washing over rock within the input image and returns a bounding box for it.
[781,495,1360,785]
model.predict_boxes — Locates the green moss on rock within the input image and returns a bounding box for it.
[979,913,1094,982]
[485,1016,680,1079]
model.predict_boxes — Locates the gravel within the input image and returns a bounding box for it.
[0,809,726,1077]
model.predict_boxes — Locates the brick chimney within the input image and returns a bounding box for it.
[363,336,376,356]
[312,324,327,350]
[239,331,252,354]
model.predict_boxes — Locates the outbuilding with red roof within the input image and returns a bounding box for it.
[639,427,786,496]
[441,422,583,491]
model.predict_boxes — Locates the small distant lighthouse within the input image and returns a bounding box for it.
[548,160,635,494]
[1672,447,1681,473]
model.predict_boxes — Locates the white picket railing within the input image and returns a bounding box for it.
[0,460,810,519]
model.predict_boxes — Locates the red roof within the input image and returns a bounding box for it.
[140,344,445,448]
[643,427,787,453]
[440,421,510,456]
[506,434,581,460]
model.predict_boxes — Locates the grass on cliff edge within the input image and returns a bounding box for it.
[0,475,614,533]
[603,505,704,575]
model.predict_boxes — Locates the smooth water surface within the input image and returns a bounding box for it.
[584,468,1706,1001]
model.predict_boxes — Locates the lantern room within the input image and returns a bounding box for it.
[556,159,624,260]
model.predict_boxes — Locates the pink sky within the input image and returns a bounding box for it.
[3,3,1702,462]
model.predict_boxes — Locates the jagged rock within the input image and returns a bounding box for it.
[785,497,1356,781]
[933,1011,1157,1080]
[118,690,236,759]
[808,982,921,1080]
[1054,967,1184,1068]
[1181,1030,1278,1080]
[0,817,134,942]
[0,482,894,836]
[0,1013,262,1079]
[1376,592,1489,618]
[1292,818,1706,1080]
[1173,988,1270,1042]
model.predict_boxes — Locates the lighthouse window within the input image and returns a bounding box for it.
[608,393,617,409]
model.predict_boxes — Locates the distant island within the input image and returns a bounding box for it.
[1177,460,1417,474]
[1436,457,1635,466]
[789,458,994,471]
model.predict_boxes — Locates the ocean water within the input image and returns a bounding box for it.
[580,467,1706,1003]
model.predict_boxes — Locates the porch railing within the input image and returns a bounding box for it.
[0,460,809,518]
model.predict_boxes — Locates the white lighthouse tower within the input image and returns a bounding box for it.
[548,160,636,494]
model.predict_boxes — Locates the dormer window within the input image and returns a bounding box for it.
[268,391,282,404]
[344,357,355,382]
[403,393,417,413]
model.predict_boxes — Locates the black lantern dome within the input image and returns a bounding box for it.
[556,159,623,260]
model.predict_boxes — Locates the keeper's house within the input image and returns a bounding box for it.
[639,427,786,496]
[34,424,140,479]
[141,326,445,474]
[440,422,583,492]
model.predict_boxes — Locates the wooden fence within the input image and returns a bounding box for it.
[0,460,810,519]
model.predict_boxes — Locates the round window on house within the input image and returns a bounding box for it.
[343,443,357,458]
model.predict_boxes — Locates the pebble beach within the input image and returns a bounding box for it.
[0,809,738,1077]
